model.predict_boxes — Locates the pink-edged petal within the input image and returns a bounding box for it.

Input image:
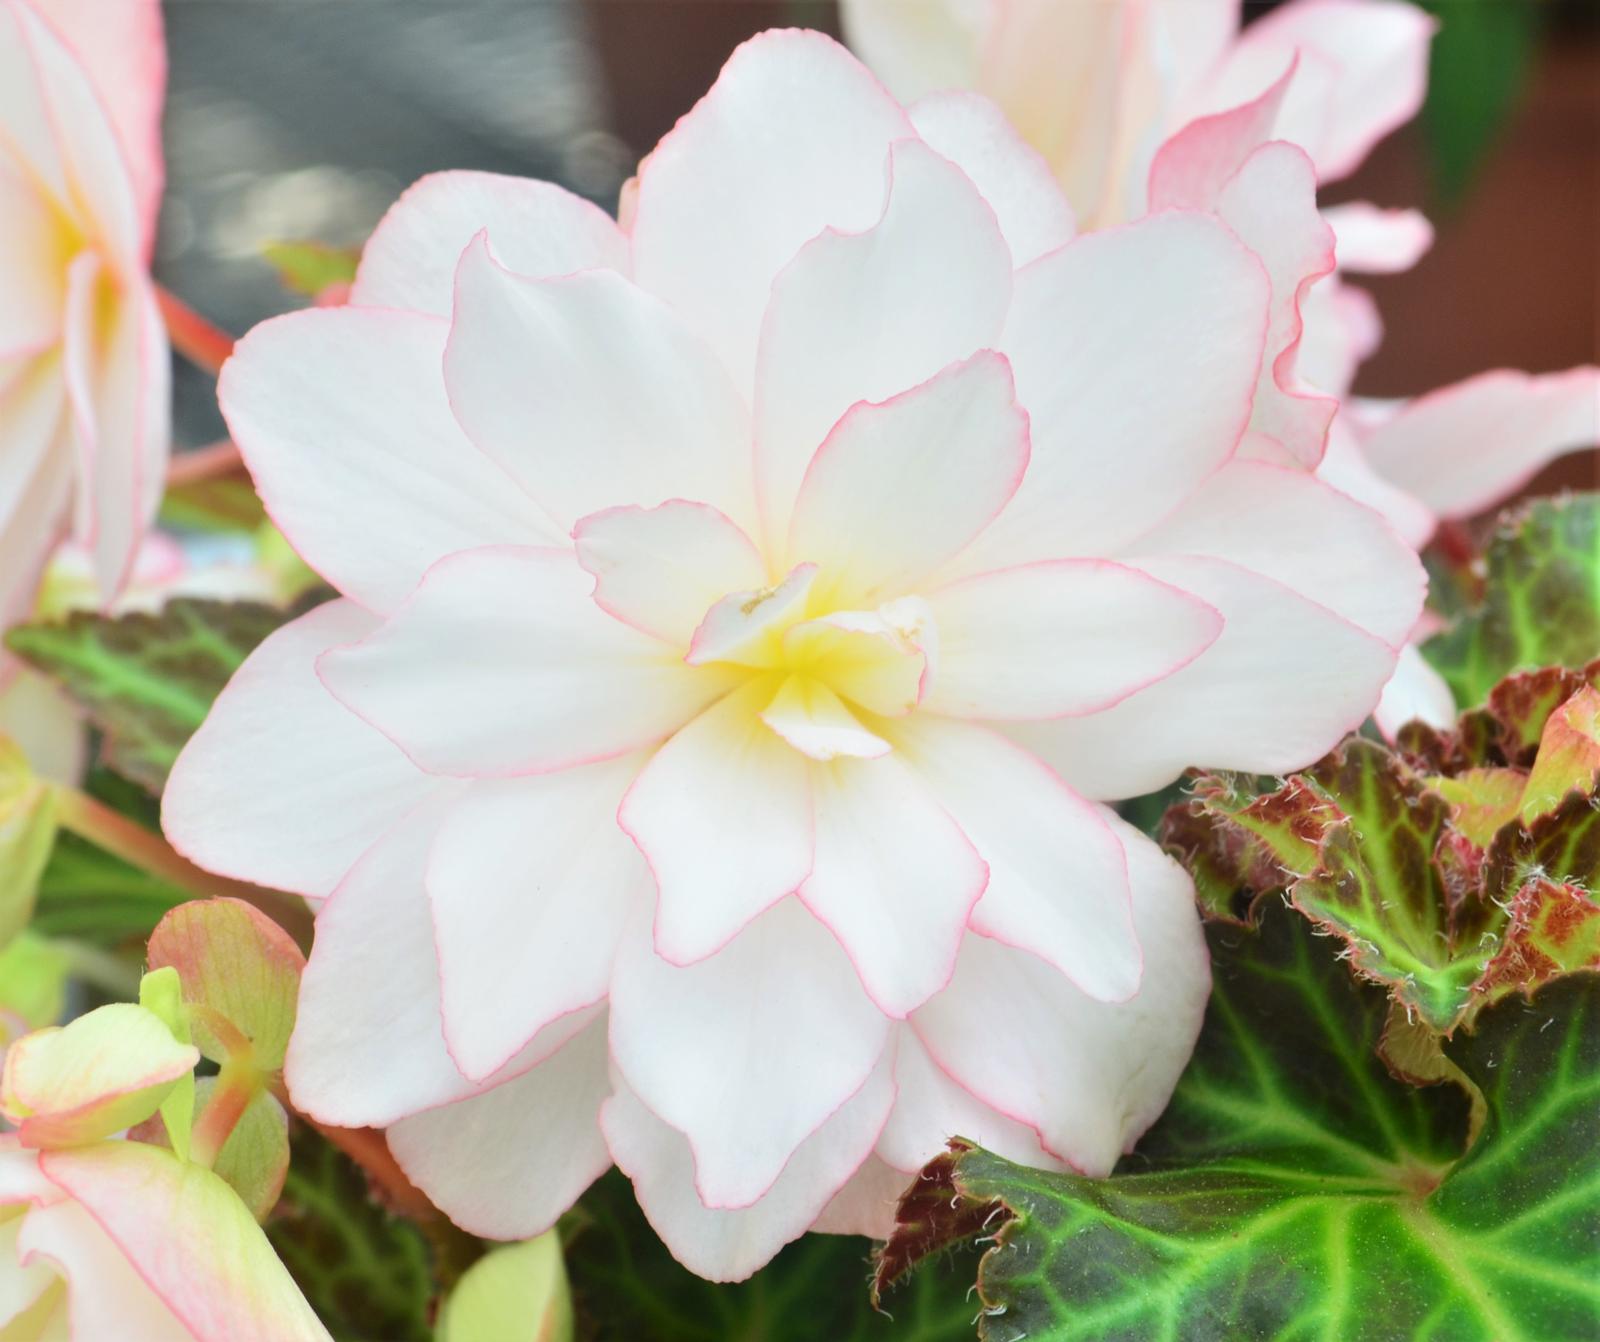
[318,547,735,779]
[908,91,1075,266]
[2,2,141,272]
[912,813,1210,1174]
[837,0,984,106]
[1314,412,1435,550]
[782,611,927,716]
[608,897,891,1210]
[444,239,756,532]
[1322,202,1433,274]
[975,0,1127,222]
[601,1051,894,1282]
[921,559,1221,720]
[786,352,1029,607]
[1147,56,1295,212]
[877,1027,1066,1174]
[218,307,559,615]
[0,363,72,632]
[351,170,627,317]
[753,137,1011,538]
[162,600,438,899]
[28,0,166,248]
[1359,368,1600,521]
[761,677,891,762]
[62,257,169,599]
[967,213,1268,568]
[631,29,913,391]
[37,1142,330,1341]
[573,501,765,648]
[1012,556,1399,800]
[810,1153,908,1240]
[799,754,988,1017]
[0,668,85,786]
[887,718,1139,1002]
[1211,0,1436,182]
[1129,457,1425,648]
[387,1014,613,1241]
[619,679,813,967]
[1375,644,1456,741]
[1297,274,1383,399]
[14,1197,190,1340]
[684,563,817,668]
[0,161,67,359]
[283,794,592,1129]
[1214,143,1337,466]
[427,757,649,1082]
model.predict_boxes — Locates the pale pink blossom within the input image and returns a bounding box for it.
[164,31,1420,1280]
[843,0,1599,734]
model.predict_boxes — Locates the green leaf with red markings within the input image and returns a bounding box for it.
[877,906,1600,1342]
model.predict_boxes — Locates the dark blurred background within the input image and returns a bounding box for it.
[155,0,1597,495]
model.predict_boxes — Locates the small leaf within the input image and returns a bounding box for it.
[0,1002,198,1148]
[5,598,292,792]
[0,735,60,946]
[881,906,1599,1341]
[139,965,196,1160]
[439,1233,573,1342]
[200,1079,290,1222]
[262,240,359,299]
[1516,684,1600,820]
[1423,494,1600,709]
[147,897,305,1069]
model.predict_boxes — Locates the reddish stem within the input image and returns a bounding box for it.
[156,285,235,377]
[191,1064,256,1169]
[166,438,245,487]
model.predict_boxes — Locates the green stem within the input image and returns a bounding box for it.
[51,785,313,947]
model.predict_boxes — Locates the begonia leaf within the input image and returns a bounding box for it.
[147,897,305,1069]
[878,906,1599,1341]
[1423,494,1600,709]
[5,599,292,792]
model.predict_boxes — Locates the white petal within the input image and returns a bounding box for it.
[631,29,913,391]
[684,563,816,668]
[912,813,1210,1174]
[443,240,756,532]
[810,1153,908,1240]
[1322,203,1433,274]
[601,1053,894,1282]
[619,680,812,965]
[877,1027,1065,1174]
[1313,413,1436,551]
[573,501,766,647]
[838,0,984,107]
[218,307,559,614]
[1359,368,1600,520]
[1127,457,1425,648]
[428,758,650,1081]
[283,794,591,1129]
[318,547,735,779]
[753,138,1011,537]
[387,1015,613,1240]
[761,677,891,762]
[922,560,1222,720]
[352,170,627,316]
[786,352,1029,607]
[1011,556,1399,799]
[608,898,891,1210]
[799,754,987,1017]
[909,91,1075,266]
[162,600,439,899]
[1374,644,1457,740]
[887,718,1139,1002]
[966,213,1269,568]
